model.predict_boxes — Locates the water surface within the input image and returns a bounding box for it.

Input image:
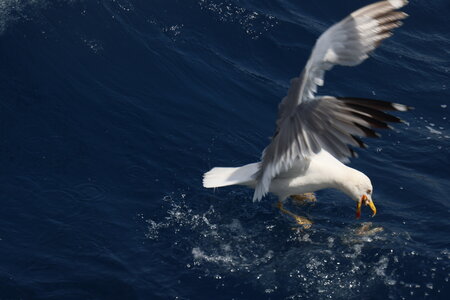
[0,0,449,299]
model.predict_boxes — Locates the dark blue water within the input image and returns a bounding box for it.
[0,0,449,299]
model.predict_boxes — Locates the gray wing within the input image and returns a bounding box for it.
[253,0,409,201]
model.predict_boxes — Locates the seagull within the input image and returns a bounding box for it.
[203,0,410,222]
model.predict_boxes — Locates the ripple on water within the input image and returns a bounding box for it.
[144,193,448,299]
[74,182,107,203]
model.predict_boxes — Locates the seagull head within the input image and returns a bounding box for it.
[341,169,376,219]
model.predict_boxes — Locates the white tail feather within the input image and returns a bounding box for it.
[203,163,259,188]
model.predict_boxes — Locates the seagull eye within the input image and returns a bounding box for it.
[367,189,372,194]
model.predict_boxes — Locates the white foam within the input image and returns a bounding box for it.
[0,0,47,34]
[198,0,277,39]
[425,126,442,135]
[144,193,448,298]
[192,247,235,265]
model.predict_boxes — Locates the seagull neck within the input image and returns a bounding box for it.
[333,165,361,198]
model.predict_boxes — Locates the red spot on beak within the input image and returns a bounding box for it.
[355,195,367,219]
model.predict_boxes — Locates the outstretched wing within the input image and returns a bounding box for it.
[253,0,409,201]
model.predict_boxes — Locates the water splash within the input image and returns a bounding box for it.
[198,0,277,39]
[144,194,448,298]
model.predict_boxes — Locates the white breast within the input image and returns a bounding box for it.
[268,150,348,200]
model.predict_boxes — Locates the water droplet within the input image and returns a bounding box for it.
[386,279,396,285]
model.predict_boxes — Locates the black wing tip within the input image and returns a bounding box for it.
[351,135,368,149]
[351,111,390,129]
[349,148,359,158]
[353,123,381,138]
[336,97,412,112]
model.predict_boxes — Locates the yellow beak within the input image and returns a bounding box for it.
[368,199,377,217]
[356,195,377,219]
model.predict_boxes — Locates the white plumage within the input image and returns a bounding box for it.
[203,1,410,216]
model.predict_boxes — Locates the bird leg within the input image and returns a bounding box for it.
[290,193,316,205]
[355,222,384,236]
[277,200,312,229]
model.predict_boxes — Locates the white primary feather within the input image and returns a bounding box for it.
[203,1,410,205]
[253,0,409,201]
